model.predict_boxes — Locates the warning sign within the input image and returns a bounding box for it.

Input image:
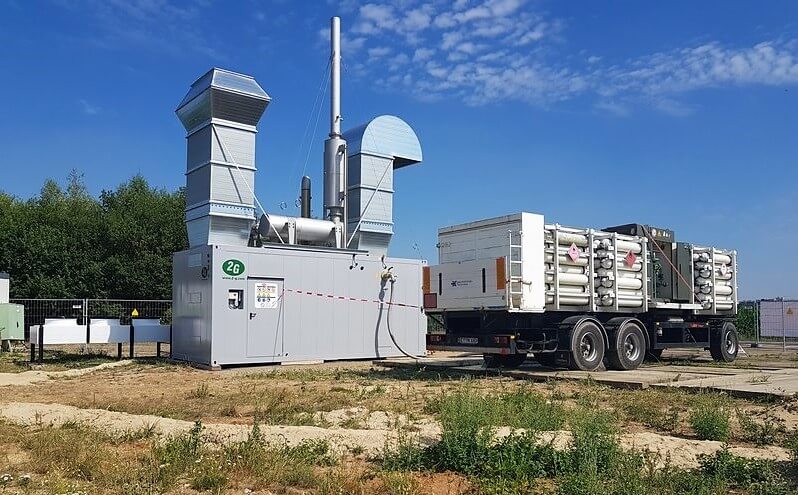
[624,251,637,267]
[789,308,795,316]
[255,283,279,309]
[567,243,580,262]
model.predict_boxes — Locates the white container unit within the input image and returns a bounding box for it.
[433,213,545,312]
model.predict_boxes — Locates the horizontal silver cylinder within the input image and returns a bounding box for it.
[259,214,336,243]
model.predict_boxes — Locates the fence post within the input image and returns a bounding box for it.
[129,324,135,359]
[755,300,760,347]
[783,300,787,352]
[37,324,44,363]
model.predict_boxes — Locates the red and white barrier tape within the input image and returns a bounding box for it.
[283,288,421,309]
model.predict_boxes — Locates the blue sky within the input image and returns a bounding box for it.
[1,0,796,299]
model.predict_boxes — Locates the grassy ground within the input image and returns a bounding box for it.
[2,352,798,494]
[0,349,118,373]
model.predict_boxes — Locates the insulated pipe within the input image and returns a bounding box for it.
[300,176,311,219]
[258,214,336,243]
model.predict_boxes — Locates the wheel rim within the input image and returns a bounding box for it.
[623,330,642,362]
[725,331,737,354]
[580,333,598,362]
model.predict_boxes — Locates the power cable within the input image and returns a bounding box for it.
[385,277,420,360]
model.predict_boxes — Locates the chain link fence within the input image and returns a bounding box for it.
[9,298,171,342]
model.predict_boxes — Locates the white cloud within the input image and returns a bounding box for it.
[594,100,630,117]
[413,47,435,61]
[403,8,431,31]
[79,99,100,115]
[389,52,410,71]
[57,0,223,59]
[368,46,392,59]
[360,3,394,25]
[605,41,798,96]
[342,0,798,115]
[433,12,457,29]
[441,31,463,50]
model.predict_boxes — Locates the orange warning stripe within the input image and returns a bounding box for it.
[496,257,506,290]
[422,266,431,294]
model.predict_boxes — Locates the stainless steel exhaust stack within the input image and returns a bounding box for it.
[323,16,347,246]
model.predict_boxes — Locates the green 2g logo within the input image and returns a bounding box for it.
[222,259,245,276]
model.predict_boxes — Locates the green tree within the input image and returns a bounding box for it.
[0,172,187,299]
[99,175,187,299]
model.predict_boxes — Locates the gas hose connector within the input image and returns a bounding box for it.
[381,267,397,282]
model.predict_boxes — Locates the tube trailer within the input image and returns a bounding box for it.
[424,213,739,371]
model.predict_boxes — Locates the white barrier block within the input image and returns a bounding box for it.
[132,319,170,342]
[29,320,86,345]
[88,319,131,344]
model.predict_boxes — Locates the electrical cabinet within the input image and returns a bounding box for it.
[0,303,25,342]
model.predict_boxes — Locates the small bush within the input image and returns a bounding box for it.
[699,447,788,494]
[187,382,210,399]
[690,400,730,441]
[620,392,681,432]
[735,409,784,446]
[22,424,111,481]
[381,471,419,495]
[561,409,622,476]
[191,459,227,492]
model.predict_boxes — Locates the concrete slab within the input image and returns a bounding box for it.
[375,356,798,400]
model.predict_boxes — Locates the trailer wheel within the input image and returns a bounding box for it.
[483,353,527,368]
[710,322,738,363]
[569,321,605,371]
[606,321,646,371]
[534,353,559,368]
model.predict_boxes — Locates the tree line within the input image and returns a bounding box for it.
[0,171,187,299]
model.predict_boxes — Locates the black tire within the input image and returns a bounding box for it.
[710,322,739,363]
[645,348,664,361]
[534,352,559,368]
[606,321,646,371]
[568,320,606,371]
[483,353,527,368]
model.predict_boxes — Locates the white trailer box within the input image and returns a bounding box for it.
[430,213,545,312]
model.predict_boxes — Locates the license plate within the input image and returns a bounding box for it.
[457,337,479,345]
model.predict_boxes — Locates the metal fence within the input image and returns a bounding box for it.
[754,299,798,349]
[9,298,172,341]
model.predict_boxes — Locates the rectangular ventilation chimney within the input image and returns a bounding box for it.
[176,68,270,247]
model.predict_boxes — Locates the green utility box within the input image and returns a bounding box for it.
[0,303,25,343]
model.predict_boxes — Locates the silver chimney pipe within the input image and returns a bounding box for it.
[330,16,341,138]
[323,16,347,246]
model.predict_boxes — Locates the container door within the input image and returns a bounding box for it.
[246,278,284,358]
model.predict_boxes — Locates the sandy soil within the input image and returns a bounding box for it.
[0,401,788,469]
[0,360,132,387]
